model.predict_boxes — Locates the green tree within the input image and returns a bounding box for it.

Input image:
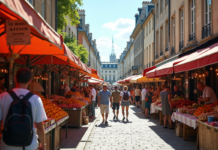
[57,0,83,30]
[60,30,89,64]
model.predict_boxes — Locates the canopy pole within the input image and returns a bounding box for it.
[43,65,47,97]
[69,66,71,88]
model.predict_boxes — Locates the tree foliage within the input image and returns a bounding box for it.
[57,0,83,30]
[59,30,89,64]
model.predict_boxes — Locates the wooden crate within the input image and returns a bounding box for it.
[45,130,52,150]
[198,121,218,150]
[159,111,164,125]
[63,105,86,128]
[54,124,61,150]
[183,123,197,141]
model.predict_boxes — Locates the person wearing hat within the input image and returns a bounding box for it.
[98,83,112,124]
[120,86,131,122]
[111,86,121,120]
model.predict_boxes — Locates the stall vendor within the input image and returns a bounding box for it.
[64,83,70,94]
[59,84,65,96]
[71,84,77,92]
[197,82,217,104]
[171,85,183,98]
[0,77,5,94]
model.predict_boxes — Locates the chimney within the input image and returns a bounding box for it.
[85,24,89,33]
[78,9,85,29]
[89,33,92,40]
[142,1,150,8]
[135,13,139,25]
[138,8,142,17]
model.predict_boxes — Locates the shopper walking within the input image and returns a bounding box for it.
[141,86,147,114]
[111,86,121,120]
[133,86,141,108]
[89,85,96,119]
[98,84,112,124]
[160,86,173,128]
[120,86,131,122]
[145,87,153,118]
[130,88,135,105]
[0,68,47,150]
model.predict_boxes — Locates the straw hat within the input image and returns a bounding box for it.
[123,86,128,90]
[103,83,108,87]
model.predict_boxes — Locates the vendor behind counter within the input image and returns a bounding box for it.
[171,85,183,98]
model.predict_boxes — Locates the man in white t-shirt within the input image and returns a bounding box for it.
[197,82,217,104]
[141,86,147,114]
[64,83,70,94]
[89,85,96,119]
[0,68,47,150]
[120,86,131,122]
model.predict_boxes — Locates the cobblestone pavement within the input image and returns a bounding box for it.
[83,105,196,150]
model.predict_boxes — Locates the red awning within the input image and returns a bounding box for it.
[143,66,156,76]
[0,0,63,55]
[174,42,218,73]
[118,76,133,83]
[146,49,205,78]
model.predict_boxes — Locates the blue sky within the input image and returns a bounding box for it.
[81,0,151,62]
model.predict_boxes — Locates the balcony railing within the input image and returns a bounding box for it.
[160,50,163,56]
[165,47,168,52]
[202,23,211,39]
[155,54,158,59]
[87,61,91,66]
[179,41,184,52]
[189,33,195,41]
[171,47,175,55]
[132,65,138,70]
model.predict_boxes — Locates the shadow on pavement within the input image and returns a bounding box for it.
[61,127,88,149]
[95,124,112,128]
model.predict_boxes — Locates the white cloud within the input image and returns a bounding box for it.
[97,37,123,61]
[102,18,135,41]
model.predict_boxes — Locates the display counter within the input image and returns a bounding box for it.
[197,121,218,150]
[171,112,198,141]
[63,105,88,128]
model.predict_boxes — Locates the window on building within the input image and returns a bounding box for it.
[156,3,159,19]
[109,71,111,73]
[165,20,168,49]
[113,75,115,81]
[181,9,184,42]
[173,17,175,47]
[191,0,195,34]
[205,0,211,25]
[105,71,107,73]
[105,76,107,81]
[160,26,163,52]
[113,65,115,67]
[160,0,163,13]
[113,71,115,73]
[156,31,159,57]
[27,0,33,5]
[50,0,52,25]
[105,65,107,67]
[165,0,168,7]
[42,0,45,18]
[109,65,111,67]
[109,75,111,81]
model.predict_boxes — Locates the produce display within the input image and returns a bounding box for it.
[53,98,86,108]
[171,99,195,109]
[34,92,68,121]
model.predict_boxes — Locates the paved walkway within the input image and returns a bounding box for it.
[82,105,196,150]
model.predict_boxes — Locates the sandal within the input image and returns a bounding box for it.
[105,121,108,124]
[163,126,167,128]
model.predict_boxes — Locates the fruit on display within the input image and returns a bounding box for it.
[171,99,195,109]
[211,100,218,107]
[65,90,75,95]
[53,98,86,108]
[194,104,213,117]
[33,92,68,121]
[171,96,184,101]
[49,95,65,99]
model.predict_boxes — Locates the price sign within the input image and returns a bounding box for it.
[6,20,31,45]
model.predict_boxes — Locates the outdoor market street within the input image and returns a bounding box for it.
[70,105,196,150]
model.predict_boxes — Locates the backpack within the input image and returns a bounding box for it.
[3,90,34,149]
[123,92,129,101]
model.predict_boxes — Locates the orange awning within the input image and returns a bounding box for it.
[0,0,64,55]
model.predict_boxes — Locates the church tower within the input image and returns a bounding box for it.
[110,37,116,63]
